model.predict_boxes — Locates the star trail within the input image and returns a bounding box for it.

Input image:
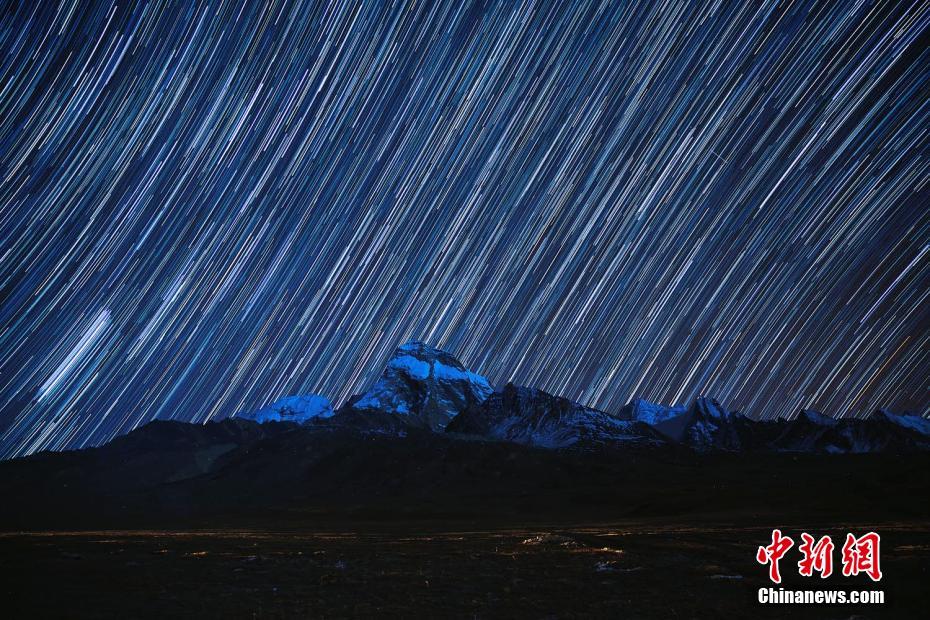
[1,1,928,459]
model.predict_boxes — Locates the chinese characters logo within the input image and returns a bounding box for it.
[756,530,881,583]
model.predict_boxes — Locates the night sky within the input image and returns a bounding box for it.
[1,1,928,459]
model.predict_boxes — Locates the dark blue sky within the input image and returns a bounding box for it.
[1,0,928,458]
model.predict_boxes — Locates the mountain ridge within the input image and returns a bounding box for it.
[3,340,929,464]
[2,339,927,531]
[225,340,929,455]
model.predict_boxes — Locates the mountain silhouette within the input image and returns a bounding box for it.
[1,340,928,530]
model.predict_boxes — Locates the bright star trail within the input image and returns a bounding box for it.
[1,1,928,458]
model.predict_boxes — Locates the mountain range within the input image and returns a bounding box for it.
[1,340,928,530]
[232,339,929,454]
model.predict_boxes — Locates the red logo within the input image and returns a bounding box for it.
[798,533,834,578]
[756,529,794,584]
[841,532,882,582]
[757,530,881,583]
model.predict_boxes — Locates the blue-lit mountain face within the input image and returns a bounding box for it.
[232,341,930,454]
[233,340,493,434]
[340,340,493,431]
[445,383,666,448]
[238,394,334,424]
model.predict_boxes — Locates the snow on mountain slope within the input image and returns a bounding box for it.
[643,396,782,451]
[238,394,334,424]
[619,398,688,425]
[874,409,930,436]
[767,408,930,453]
[343,340,493,431]
[446,383,666,448]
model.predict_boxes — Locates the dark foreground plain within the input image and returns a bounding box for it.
[2,426,929,617]
[1,521,928,618]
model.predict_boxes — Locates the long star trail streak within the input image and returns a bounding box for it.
[0,1,928,458]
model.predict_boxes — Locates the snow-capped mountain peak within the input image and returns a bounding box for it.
[345,339,493,431]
